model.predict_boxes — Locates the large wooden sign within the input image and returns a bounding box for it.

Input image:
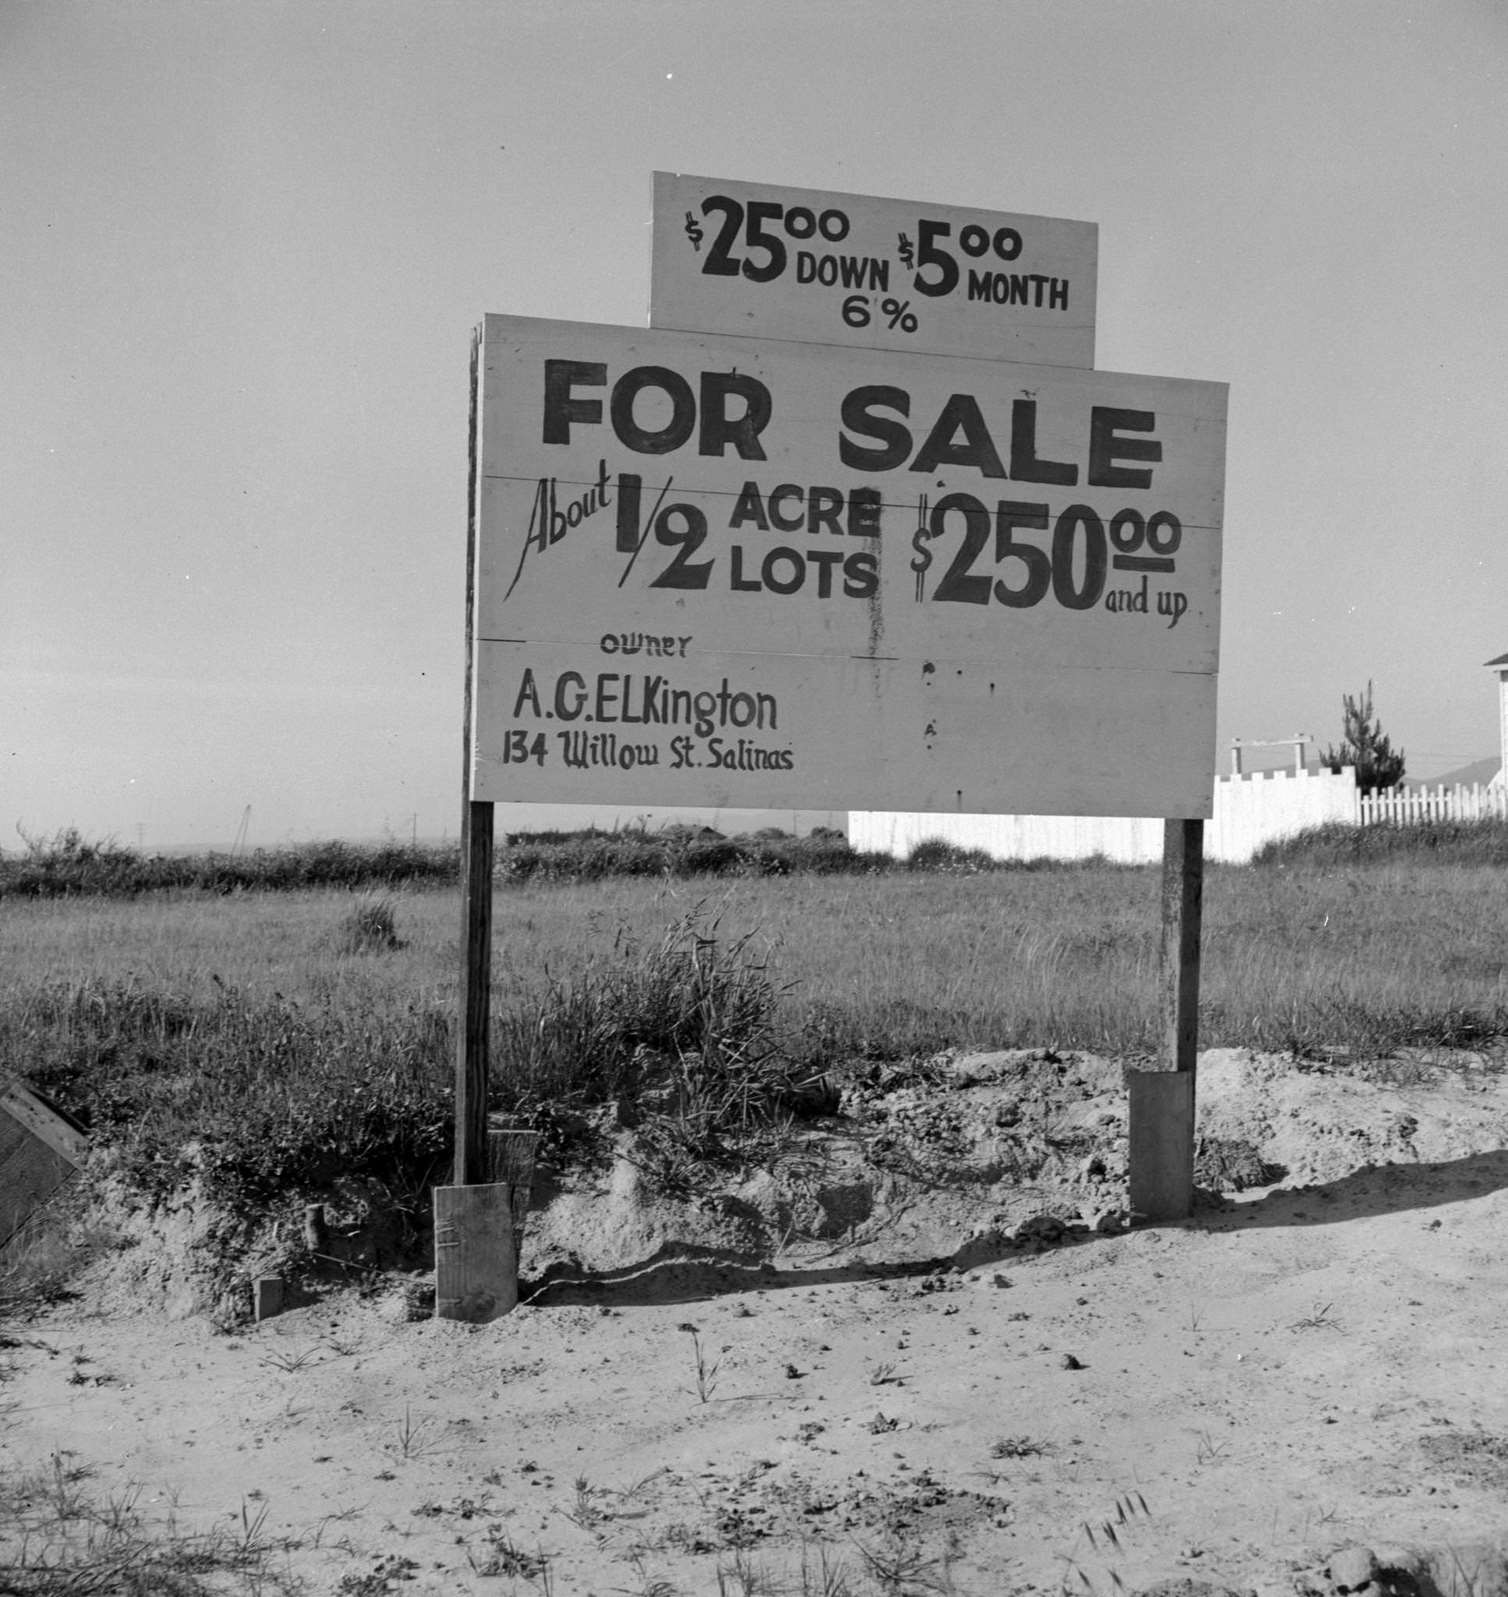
[470,314,1226,818]
[652,173,1097,368]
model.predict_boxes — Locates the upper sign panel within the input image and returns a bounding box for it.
[651,172,1097,368]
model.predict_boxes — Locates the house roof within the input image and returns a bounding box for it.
[1485,653,1508,667]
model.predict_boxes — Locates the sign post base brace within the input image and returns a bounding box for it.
[434,1182,517,1322]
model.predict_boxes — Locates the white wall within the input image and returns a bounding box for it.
[850,766,1357,865]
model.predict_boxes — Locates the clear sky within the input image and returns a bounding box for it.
[5,0,1506,849]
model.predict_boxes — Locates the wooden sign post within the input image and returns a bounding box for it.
[1128,818,1204,1221]
[454,796,493,1188]
[437,331,514,1323]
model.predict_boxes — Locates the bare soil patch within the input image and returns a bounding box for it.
[5,1046,1508,1595]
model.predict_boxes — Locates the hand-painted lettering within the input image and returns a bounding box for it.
[838,389,1160,489]
[1088,408,1162,490]
[795,251,890,292]
[966,270,1069,310]
[503,459,612,601]
[729,544,877,599]
[728,480,883,538]
[541,360,771,459]
[598,633,693,658]
[669,733,794,772]
[511,669,779,739]
[911,490,1185,622]
[503,723,801,776]
[911,394,1006,479]
[838,385,911,471]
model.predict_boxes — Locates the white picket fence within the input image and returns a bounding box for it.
[849,770,1508,868]
[1357,782,1508,826]
[850,766,1359,867]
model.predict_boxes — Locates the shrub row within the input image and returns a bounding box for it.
[29,812,1508,902]
[1,825,1034,898]
[0,829,456,899]
[1253,815,1508,868]
[496,824,894,882]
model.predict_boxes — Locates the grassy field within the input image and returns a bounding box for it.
[4,826,1508,1229]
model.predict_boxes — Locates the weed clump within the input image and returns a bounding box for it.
[12,977,453,1208]
[906,837,997,873]
[5,908,804,1224]
[338,894,403,954]
[495,908,800,1177]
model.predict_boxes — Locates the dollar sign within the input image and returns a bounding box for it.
[911,494,933,601]
[684,211,704,252]
[897,231,915,270]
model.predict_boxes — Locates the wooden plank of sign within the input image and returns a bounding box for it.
[470,644,1217,820]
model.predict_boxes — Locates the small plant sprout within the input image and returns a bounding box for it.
[43,1451,96,1520]
[684,1328,725,1404]
[391,1403,442,1460]
[853,1533,951,1595]
[96,1482,144,1533]
[615,1552,679,1597]
[258,1343,326,1374]
[467,1528,552,1582]
[797,1539,857,1597]
[715,1549,781,1596]
[1196,1430,1231,1464]
[615,1466,669,1505]
[565,1475,606,1531]
[991,1435,1048,1459]
[232,1494,274,1557]
[1291,1300,1339,1331]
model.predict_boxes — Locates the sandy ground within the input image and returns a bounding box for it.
[4,1047,1508,1596]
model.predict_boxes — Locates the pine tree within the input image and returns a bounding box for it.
[1320,680,1406,794]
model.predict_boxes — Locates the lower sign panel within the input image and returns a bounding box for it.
[469,314,1226,819]
[473,641,1216,818]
